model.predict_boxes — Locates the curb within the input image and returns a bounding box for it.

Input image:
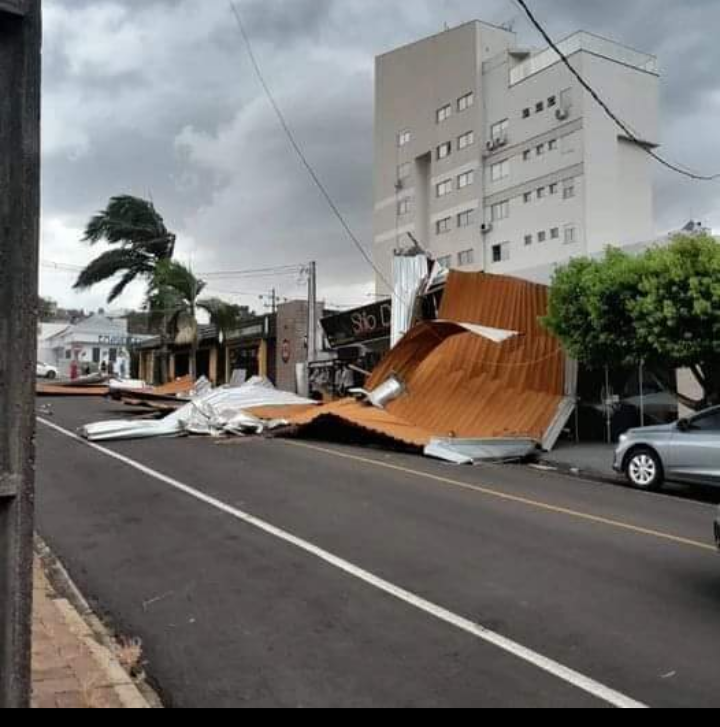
[531,458,625,488]
[35,537,163,709]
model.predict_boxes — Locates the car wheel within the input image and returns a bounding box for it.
[625,448,664,491]
[46,371,57,380]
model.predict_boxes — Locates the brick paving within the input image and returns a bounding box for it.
[32,561,149,709]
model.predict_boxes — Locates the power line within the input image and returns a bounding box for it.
[226,0,402,300]
[41,260,85,272]
[511,0,720,182]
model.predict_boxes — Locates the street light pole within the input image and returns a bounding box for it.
[0,0,41,709]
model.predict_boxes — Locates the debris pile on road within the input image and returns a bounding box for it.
[279,271,576,462]
[109,375,197,408]
[80,377,317,442]
[76,271,575,464]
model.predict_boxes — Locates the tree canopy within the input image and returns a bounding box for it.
[544,234,720,406]
[74,196,176,303]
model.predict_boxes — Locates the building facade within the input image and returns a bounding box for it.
[40,314,146,378]
[373,22,659,291]
[134,300,324,393]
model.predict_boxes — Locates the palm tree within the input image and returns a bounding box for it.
[149,261,206,380]
[150,262,255,381]
[196,298,254,343]
[74,196,176,303]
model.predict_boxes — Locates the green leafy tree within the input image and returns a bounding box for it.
[544,234,720,408]
[74,196,176,303]
[631,236,720,404]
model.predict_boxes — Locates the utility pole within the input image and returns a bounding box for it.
[0,0,42,709]
[307,262,318,364]
[259,289,278,314]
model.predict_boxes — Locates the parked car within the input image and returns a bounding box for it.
[36,362,59,380]
[614,405,720,491]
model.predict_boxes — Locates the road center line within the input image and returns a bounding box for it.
[285,441,716,553]
[38,417,647,709]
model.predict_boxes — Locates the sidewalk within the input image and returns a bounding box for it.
[539,441,619,480]
[32,558,152,709]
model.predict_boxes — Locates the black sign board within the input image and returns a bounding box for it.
[0,1,28,15]
[322,300,392,348]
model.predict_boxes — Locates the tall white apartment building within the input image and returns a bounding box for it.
[373,21,659,292]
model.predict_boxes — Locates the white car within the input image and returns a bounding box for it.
[36,362,59,380]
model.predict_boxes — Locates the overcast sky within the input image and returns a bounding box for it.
[41,0,720,313]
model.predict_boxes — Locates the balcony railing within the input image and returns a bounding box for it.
[510,31,658,85]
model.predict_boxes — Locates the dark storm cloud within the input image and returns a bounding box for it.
[42,0,720,310]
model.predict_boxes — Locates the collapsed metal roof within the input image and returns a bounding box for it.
[280,271,571,448]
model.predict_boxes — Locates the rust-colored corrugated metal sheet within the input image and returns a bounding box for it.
[36,385,110,397]
[283,272,566,447]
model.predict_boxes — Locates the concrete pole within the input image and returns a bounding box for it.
[307,262,318,364]
[0,0,42,709]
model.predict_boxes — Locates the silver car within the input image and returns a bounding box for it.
[614,405,720,491]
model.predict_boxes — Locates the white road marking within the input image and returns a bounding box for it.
[38,417,647,709]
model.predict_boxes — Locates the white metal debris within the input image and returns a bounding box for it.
[80,377,317,442]
[424,438,539,465]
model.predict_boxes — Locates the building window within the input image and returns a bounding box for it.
[398,130,411,148]
[524,234,533,246]
[523,192,532,204]
[551,227,560,240]
[491,200,510,222]
[549,183,559,196]
[436,217,452,235]
[536,101,545,113]
[548,139,558,151]
[536,143,545,157]
[537,187,546,200]
[563,178,576,199]
[458,170,475,189]
[65,349,72,360]
[564,225,579,245]
[436,179,453,198]
[492,243,510,263]
[397,197,412,216]
[397,162,411,181]
[458,131,475,150]
[458,92,474,112]
[437,104,452,124]
[490,160,509,182]
[523,150,531,162]
[437,255,453,269]
[491,119,509,144]
[522,108,531,119]
[457,209,477,228]
[538,231,547,243]
[458,249,475,267]
[109,348,118,363]
[437,142,452,160]
[548,96,557,108]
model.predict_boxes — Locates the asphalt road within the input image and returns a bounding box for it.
[34,397,720,708]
